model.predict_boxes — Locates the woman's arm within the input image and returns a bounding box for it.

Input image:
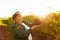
[23,20,33,28]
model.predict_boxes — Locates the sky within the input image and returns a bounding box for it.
[0,0,60,17]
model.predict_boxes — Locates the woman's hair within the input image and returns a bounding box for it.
[12,11,20,20]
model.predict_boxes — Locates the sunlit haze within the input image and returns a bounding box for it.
[0,0,60,17]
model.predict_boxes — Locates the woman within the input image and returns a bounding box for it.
[10,11,32,40]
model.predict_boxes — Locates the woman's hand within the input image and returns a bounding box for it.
[31,25,40,30]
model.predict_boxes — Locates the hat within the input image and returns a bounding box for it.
[12,11,20,20]
[13,11,19,16]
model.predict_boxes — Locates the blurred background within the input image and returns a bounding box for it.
[0,0,60,40]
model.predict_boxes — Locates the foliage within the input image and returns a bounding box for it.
[0,17,13,28]
[31,11,60,40]
[23,11,60,40]
[23,15,36,24]
[23,15,41,27]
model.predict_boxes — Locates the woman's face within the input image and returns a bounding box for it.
[14,14,23,24]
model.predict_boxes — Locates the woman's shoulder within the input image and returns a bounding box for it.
[10,21,17,27]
